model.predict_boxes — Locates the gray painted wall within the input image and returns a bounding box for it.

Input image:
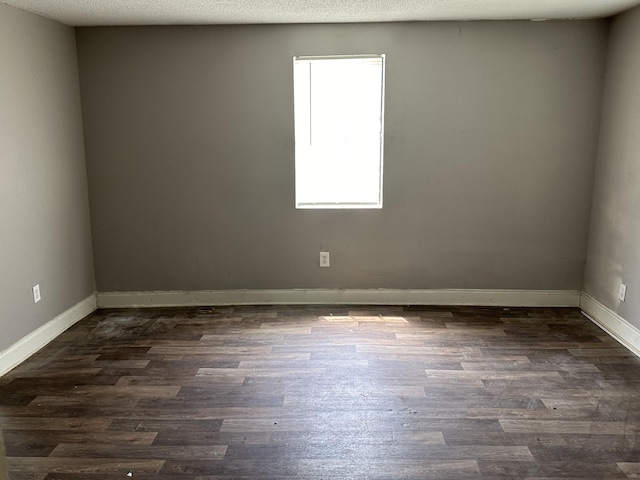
[76,21,607,293]
[584,6,640,328]
[0,5,95,352]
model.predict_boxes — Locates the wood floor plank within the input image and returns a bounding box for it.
[148,346,272,355]
[6,457,164,475]
[297,458,481,478]
[2,430,157,447]
[0,418,112,431]
[477,460,629,478]
[27,396,140,408]
[499,419,639,434]
[49,444,227,460]
[195,367,326,379]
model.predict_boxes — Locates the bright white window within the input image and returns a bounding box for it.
[293,54,385,209]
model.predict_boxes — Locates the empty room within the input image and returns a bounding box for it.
[1,0,640,478]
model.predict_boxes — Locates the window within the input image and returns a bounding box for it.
[293,54,385,209]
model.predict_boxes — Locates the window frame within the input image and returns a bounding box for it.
[293,54,386,210]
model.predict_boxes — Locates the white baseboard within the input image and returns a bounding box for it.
[97,289,581,309]
[0,294,97,377]
[580,292,640,357]
[6,290,635,378]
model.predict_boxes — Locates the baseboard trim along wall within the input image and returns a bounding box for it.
[6,289,639,377]
[580,292,640,358]
[97,289,581,309]
[0,294,97,377]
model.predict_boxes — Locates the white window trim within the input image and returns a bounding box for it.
[293,54,386,210]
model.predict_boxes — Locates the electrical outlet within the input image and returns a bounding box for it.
[619,283,627,302]
[320,251,330,267]
[32,284,41,303]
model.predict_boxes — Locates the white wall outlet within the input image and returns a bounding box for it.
[320,251,330,267]
[32,284,41,303]
[619,283,627,302]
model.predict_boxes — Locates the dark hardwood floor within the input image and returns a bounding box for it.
[1,305,640,479]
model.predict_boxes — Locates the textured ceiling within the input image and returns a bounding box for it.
[3,0,640,26]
